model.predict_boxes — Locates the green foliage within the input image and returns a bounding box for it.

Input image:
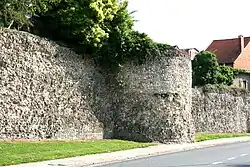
[0,0,60,29]
[31,0,129,49]
[33,0,169,69]
[1,0,170,69]
[216,65,235,86]
[0,0,31,29]
[96,30,157,69]
[192,51,219,86]
[195,133,250,142]
[92,1,138,68]
[192,51,238,86]
[233,68,248,75]
[46,0,120,48]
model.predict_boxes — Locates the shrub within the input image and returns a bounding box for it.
[192,51,239,87]
[192,51,218,86]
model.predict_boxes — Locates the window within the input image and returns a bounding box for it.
[239,79,248,89]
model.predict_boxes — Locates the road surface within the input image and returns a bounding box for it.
[100,141,250,167]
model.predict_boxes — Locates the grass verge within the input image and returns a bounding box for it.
[0,140,154,166]
[195,133,250,142]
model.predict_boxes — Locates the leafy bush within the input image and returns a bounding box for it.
[192,51,239,86]
[36,0,122,48]
[192,51,218,86]
[216,65,236,86]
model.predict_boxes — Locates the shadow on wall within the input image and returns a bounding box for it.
[50,44,115,140]
[112,96,156,143]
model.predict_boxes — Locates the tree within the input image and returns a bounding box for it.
[192,51,239,87]
[94,5,156,68]
[32,0,122,48]
[192,51,219,86]
[33,0,161,69]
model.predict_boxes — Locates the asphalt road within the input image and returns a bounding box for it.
[100,142,250,167]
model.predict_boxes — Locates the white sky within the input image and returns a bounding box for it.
[127,0,250,50]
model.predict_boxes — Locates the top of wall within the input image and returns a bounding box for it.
[193,84,249,96]
[0,28,190,62]
[0,28,82,60]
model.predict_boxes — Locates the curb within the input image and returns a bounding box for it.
[3,137,250,167]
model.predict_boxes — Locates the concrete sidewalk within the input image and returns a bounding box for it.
[3,137,250,167]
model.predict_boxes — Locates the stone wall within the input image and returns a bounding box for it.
[192,86,250,133]
[113,50,195,144]
[0,28,113,140]
[0,28,195,143]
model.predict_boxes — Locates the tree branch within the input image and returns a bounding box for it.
[7,20,14,29]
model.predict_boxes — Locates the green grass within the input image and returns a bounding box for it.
[195,133,250,142]
[3,133,249,166]
[0,140,154,166]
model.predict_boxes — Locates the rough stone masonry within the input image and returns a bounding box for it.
[0,28,195,143]
[192,87,250,133]
[113,50,195,143]
[0,28,110,140]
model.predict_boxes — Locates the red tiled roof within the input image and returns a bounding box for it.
[206,37,250,64]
